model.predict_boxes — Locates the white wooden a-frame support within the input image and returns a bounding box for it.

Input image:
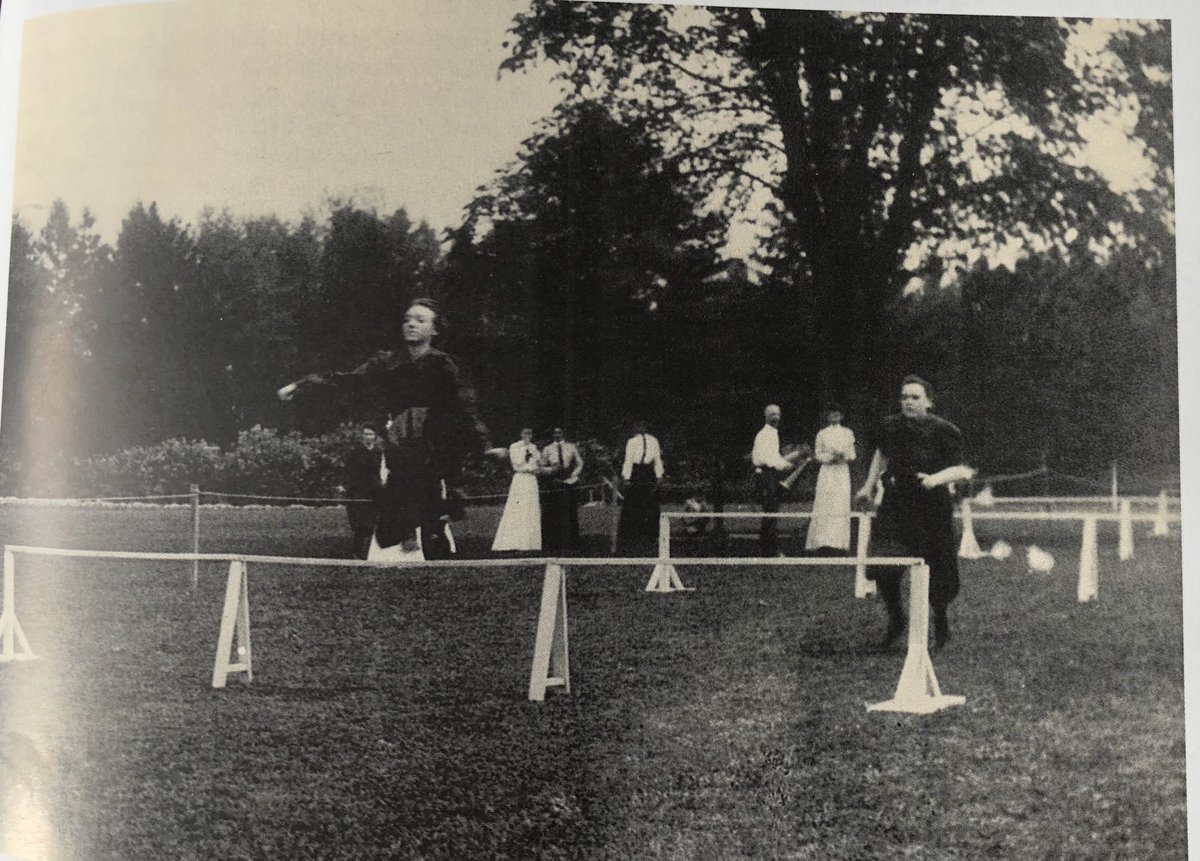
[644,515,690,593]
[957,499,985,559]
[0,550,36,662]
[1118,499,1134,561]
[528,563,570,701]
[868,564,965,714]
[1152,490,1170,537]
[853,515,876,598]
[1077,517,1099,603]
[211,559,253,688]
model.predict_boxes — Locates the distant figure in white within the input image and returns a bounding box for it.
[492,428,544,552]
[805,404,856,553]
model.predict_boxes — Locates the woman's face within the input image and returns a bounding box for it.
[827,411,843,426]
[899,382,932,418]
[403,304,438,345]
[521,428,534,443]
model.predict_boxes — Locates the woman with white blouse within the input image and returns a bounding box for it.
[616,421,665,554]
[805,405,857,552]
[492,428,544,552]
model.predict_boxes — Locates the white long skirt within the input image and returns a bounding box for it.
[492,472,542,551]
[805,462,852,551]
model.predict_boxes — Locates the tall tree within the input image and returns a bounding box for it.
[445,101,722,434]
[503,5,1173,406]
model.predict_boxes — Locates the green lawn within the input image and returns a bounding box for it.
[0,504,1186,860]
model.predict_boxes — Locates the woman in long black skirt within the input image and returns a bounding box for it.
[855,376,974,649]
[616,421,664,555]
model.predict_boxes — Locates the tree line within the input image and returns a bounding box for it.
[2,7,1177,495]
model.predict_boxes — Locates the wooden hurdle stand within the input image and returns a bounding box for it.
[649,511,877,598]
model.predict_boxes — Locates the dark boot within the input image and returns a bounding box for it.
[933,606,950,650]
[879,582,906,648]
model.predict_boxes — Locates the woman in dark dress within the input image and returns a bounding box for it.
[855,376,975,649]
[278,298,505,560]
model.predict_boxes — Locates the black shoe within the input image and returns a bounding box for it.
[934,612,950,650]
[882,615,907,648]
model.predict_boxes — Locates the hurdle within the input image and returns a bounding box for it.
[960,509,1181,602]
[531,554,963,714]
[649,511,878,598]
[0,545,963,715]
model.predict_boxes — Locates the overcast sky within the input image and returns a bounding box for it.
[9,0,565,238]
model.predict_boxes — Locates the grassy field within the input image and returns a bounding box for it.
[0,503,1187,860]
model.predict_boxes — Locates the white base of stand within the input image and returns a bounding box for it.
[644,563,691,592]
[868,694,966,714]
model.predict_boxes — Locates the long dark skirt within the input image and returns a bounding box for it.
[540,481,579,552]
[868,483,960,609]
[374,441,445,550]
[617,464,659,551]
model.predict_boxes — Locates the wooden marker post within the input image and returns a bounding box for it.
[528,563,570,701]
[867,563,965,714]
[0,550,35,662]
[1077,518,1099,603]
[190,484,201,590]
[211,560,253,688]
[1118,499,1134,561]
[854,515,875,598]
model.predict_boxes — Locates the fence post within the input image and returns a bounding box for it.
[190,484,201,590]
[1110,463,1119,512]
[1118,499,1134,561]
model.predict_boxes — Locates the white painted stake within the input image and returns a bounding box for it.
[957,498,985,559]
[211,560,253,688]
[0,550,35,662]
[1118,499,1134,561]
[1153,490,1170,537]
[854,515,876,598]
[867,564,965,714]
[528,563,570,701]
[645,515,688,592]
[1077,518,1099,603]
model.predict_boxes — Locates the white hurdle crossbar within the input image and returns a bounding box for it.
[651,511,878,596]
[2,545,962,715]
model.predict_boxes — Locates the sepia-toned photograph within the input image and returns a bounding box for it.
[0,0,1192,858]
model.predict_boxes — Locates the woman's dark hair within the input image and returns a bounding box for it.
[409,297,444,335]
[901,374,934,400]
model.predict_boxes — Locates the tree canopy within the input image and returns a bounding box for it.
[502,4,1174,405]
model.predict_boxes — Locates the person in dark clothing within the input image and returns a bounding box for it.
[854,376,974,650]
[278,298,506,560]
[539,427,583,553]
[616,421,664,555]
[343,425,384,560]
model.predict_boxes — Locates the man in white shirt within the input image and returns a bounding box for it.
[752,404,800,556]
[540,427,585,551]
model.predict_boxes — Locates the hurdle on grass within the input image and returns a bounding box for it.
[656,503,1182,604]
[0,545,964,715]
[648,511,879,599]
[956,505,1181,602]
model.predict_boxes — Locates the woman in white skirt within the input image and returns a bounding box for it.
[492,428,544,552]
[805,405,857,552]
